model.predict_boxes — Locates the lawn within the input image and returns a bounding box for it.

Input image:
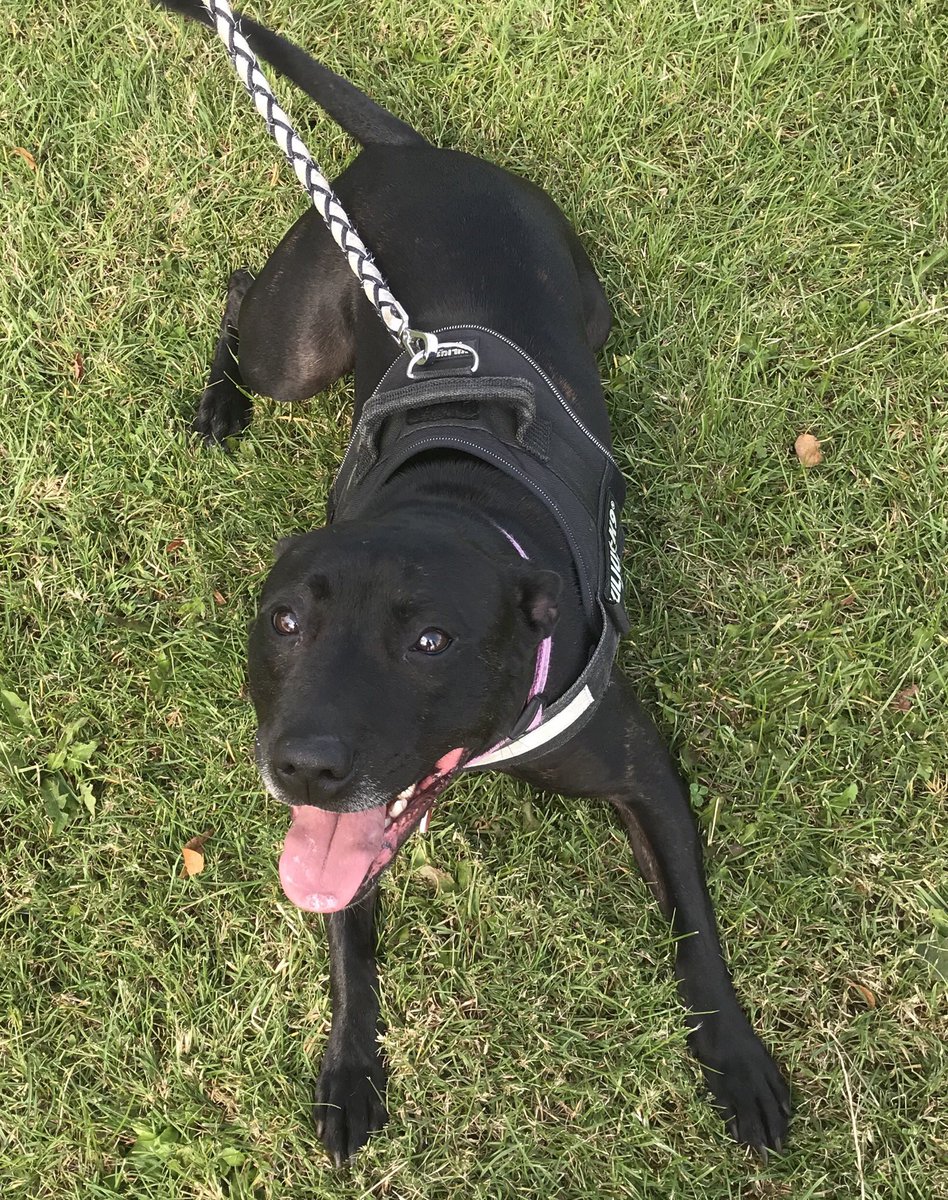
[2,1,947,1196]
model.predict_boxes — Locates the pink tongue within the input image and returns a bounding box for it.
[279,802,387,913]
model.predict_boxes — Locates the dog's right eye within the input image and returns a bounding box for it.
[412,628,452,655]
[272,607,300,636]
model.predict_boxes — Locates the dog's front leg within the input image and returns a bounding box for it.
[508,670,790,1153]
[316,885,388,1165]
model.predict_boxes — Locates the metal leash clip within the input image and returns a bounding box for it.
[405,330,480,379]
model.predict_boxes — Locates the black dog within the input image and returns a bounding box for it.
[155,1,790,1165]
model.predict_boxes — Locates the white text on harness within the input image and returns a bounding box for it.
[606,498,622,605]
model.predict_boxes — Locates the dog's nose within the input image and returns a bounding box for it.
[273,734,355,802]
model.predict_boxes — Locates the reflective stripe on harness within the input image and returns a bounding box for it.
[467,686,596,768]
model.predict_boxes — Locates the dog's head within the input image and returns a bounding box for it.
[248,518,559,912]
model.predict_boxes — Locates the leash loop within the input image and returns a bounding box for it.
[404,329,439,362]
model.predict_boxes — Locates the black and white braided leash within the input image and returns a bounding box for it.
[201,0,469,369]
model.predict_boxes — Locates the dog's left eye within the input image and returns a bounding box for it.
[412,628,452,655]
[272,607,300,636]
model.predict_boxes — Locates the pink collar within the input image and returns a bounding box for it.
[465,525,552,768]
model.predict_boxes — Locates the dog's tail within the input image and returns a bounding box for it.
[151,0,427,148]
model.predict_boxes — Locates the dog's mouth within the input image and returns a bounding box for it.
[277,747,466,913]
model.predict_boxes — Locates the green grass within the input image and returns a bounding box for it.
[2,0,948,1196]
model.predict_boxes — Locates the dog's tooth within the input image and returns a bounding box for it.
[397,784,415,802]
[389,796,408,818]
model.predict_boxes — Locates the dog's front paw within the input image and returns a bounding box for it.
[314,1045,388,1166]
[192,380,252,446]
[693,1024,791,1155]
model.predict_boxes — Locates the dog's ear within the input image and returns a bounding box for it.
[517,570,561,637]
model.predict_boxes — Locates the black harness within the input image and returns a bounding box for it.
[329,326,629,767]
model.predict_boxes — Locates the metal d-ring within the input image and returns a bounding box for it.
[405,332,480,380]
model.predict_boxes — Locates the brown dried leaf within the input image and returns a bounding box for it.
[71,352,84,383]
[794,432,823,467]
[213,589,227,606]
[848,980,877,1009]
[13,146,37,170]
[891,684,919,713]
[181,830,213,877]
[165,538,185,554]
[182,846,205,876]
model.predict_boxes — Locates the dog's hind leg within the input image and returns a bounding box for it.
[237,207,360,403]
[566,227,612,352]
[193,267,255,444]
[192,202,360,442]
